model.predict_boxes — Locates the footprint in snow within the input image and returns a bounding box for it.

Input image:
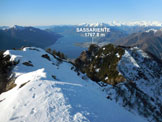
[29,87,35,91]
[38,83,42,86]
[30,108,36,114]
[32,93,36,99]
[24,103,27,106]
[10,116,23,120]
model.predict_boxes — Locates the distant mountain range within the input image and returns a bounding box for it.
[35,21,162,30]
[78,21,162,27]
[0,25,61,50]
[77,22,162,34]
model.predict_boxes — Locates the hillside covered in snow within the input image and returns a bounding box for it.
[0,47,148,122]
[75,44,162,122]
[0,45,161,122]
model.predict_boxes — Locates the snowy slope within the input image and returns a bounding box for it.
[119,47,162,100]
[104,47,162,122]
[0,47,146,122]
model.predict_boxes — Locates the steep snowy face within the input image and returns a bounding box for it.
[107,47,162,122]
[118,47,162,99]
[0,47,146,122]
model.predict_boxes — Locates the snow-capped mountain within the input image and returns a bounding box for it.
[145,29,158,33]
[0,25,26,31]
[0,26,9,30]
[0,47,149,122]
[10,25,25,30]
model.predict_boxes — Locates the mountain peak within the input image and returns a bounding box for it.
[10,25,25,30]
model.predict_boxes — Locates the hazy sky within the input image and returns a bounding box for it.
[0,0,162,26]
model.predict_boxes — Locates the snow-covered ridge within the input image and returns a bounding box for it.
[0,47,146,122]
[110,47,162,122]
[11,25,25,30]
[1,25,29,30]
[74,44,162,122]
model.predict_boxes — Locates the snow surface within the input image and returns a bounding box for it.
[105,77,108,80]
[118,47,162,101]
[145,29,158,33]
[95,68,100,73]
[0,47,146,122]
[115,53,120,58]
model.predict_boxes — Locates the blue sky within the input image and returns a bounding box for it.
[0,0,162,26]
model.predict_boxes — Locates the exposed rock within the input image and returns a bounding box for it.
[41,54,51,61]
[22,61,33,67]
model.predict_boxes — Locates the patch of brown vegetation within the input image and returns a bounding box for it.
[41,54,51,61]
[19,80,30,88]
[22,61,33,67]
